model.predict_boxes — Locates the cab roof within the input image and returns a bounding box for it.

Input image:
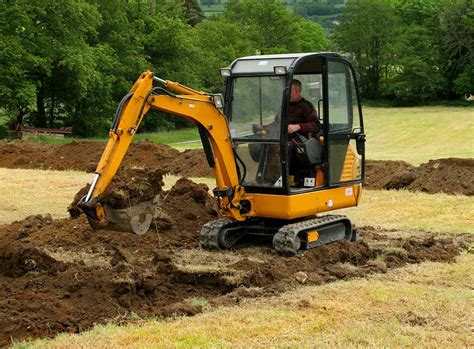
[229,52,344,75]
[235,52,343,61]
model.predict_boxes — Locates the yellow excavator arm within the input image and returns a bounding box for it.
[79,71,246,234]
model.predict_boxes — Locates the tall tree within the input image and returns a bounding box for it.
[0,0,102,130]
[224,0,328,54]
[441,0,474,98]
[183,0,205,26]
[194,17,255,92]
[333,0,399,98]
[387,0,445,102]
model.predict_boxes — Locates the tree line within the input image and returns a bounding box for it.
[1,0,472,136]
[334,0,473,103]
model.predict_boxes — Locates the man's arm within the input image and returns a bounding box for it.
[290,100,320,134]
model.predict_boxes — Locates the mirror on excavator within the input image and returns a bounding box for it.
[77,53,366,254]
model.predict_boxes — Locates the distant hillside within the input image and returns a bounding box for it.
[198,0,347,32]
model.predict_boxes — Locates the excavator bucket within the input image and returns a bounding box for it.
[84,200,155,235]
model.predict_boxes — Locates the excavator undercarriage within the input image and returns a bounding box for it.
[199,215,356,255]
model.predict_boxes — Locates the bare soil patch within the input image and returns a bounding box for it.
[365,158,474,195]
[1,140,472,195]
[0,140,213,177]
[0,169,471,346]
[0,140,472,345]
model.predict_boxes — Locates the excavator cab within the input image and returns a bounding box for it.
[222,53,365,195]
[78,53,366,255]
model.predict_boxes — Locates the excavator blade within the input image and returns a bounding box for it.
[86,201,154,235]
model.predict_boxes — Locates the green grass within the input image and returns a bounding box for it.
[364,106,474,165]
[339,189,474,234]
[10,106,474,162]
[134,128,200,146]
[29,128,201,147]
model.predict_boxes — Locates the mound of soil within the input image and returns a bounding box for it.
[99,168,165,209]
[365,160,415,189]
[1,140,472,195]
[365,158,474,195]
[0,140,213,177]
[404,158,474,196]
[0,171,470,346]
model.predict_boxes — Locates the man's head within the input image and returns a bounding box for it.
[290,79,302,102]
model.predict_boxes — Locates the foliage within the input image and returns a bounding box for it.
[333,0,399,98]
[333,0,474,103]
[193,1,328,92]
[194,17,254,92]
[0,1,102,130]
[294,2,343,17]
[440,0,474,99]
[0,124,7,139]
[183,0,206,26]
[1,0,471,137]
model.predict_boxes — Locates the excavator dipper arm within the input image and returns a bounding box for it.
[79,71,246,234]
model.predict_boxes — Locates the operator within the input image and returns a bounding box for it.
[287,79,320,137]
[254,79,321,185]
[254,79,320,137]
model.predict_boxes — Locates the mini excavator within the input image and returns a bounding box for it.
[78,53,366,255]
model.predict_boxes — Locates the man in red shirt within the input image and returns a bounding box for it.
[287,79,320,137]
[254,79,322,185]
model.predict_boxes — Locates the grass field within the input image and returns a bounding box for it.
[364,106,474,165]
[2,105,473,347]
[27,105,474,161]
[0,169,90,226]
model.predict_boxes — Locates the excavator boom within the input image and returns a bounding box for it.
[79,71,246,234]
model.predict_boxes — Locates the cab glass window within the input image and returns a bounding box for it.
[328,62,353,132]
[229,76,285,140]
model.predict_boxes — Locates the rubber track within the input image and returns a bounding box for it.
[272,214,349,255]
[198,217,233,249]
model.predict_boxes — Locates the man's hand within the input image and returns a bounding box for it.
[288,124,301,134]
[252,124,267,136]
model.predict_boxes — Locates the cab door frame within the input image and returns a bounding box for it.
[323,57,365,189]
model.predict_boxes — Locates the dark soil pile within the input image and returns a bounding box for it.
[99,168,165,209]
[365,160,416,189]
[1,140,473,195]
[365,158,474,195]
[0,140,213,177]
[0,169,470,346]
[404,158,474,196]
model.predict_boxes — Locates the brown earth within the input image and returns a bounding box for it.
[0,168,472,346]
[1,140,473,195]
[0,215,469,347]
[365,158,474,195]
[0,139,472,345]
[0,140,214,177]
